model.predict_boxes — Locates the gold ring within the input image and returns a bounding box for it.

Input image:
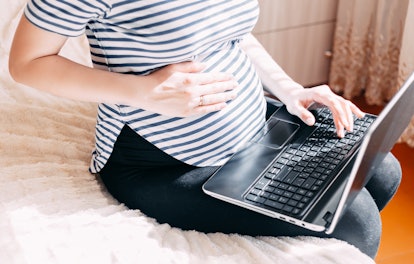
[199,95,205,106]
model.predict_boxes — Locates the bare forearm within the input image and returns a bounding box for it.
[8,15,150,107]
[10,54,146,106]
[239,34,304,103]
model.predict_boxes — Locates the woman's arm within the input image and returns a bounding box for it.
[9,16,238,117]
[238,34,303,102]
[239,33,364,137]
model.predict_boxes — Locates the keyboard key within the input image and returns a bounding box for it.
[269,180,280,188]
[264,200,283,210]
[274,188,285,196]
[278,196,289,204]
[264,185,275,193]
[292,177,306,187]
[292,194,303,201]
[284,171,299,184]
[268,194,280,201]
[282,205,294,213]
[288,200,298,207]
[246,194,266,204]
[302,178,316,189]
[287,186,298,192]
[297,189,307,195]
[311,185,320,191]
[250,188,261,195]
[254,178,270,189]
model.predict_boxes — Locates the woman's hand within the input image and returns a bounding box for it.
[283,85,365,138]
[239,34,364,137]
[141,61,239,117]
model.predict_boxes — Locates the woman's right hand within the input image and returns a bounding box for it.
[140,61,239,117]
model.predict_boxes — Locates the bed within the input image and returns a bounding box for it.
[0,1,375,263]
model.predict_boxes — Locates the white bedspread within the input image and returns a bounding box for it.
[0,1,375,263]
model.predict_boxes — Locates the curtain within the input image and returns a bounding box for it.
[329,0,414,147]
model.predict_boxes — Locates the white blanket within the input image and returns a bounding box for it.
[0,1,375,263]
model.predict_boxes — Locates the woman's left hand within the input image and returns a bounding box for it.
[283,85,365,138]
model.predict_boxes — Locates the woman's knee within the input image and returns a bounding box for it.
[375,153,402,184]
[365,153,402,211]
[331,188,381,259]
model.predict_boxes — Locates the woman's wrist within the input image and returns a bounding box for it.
[264,76,304,105]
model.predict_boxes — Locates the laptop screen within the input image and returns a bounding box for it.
[327,72,414,233]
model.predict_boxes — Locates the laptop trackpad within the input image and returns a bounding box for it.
[257,118,300,149]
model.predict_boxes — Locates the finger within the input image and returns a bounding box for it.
[333,117,345,138]
[194,102,228,115]
[329,103,349,138]
[170,61,206,73]
[344,102,354,132]
[193,72,235,86]
[295,85,357,136]
[333,98,367,133]
[197,90,238,106]
[195,79,239,98]
[349,101,366,118]
[308,92,348,135]
[287,103,315,126]
[330,99,353,132]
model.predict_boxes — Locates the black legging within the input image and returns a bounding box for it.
[98,104,402,259]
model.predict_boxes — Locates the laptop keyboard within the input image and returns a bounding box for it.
[244,107,375,217]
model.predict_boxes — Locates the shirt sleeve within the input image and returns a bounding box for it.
[24,0,111,37]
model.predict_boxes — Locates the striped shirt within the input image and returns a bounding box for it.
[25,0,267,173]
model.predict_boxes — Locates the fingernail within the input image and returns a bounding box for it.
[344,120,350,129]
[305,117,314,126]
[231,90,238,99]
[232,86,241,95]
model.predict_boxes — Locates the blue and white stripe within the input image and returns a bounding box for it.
[25,0,267,173]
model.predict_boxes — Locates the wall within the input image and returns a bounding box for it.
[253,0,339,87]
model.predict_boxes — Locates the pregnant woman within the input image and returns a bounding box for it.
[9,1,401,259]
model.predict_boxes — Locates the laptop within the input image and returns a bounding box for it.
[203,72,414,234]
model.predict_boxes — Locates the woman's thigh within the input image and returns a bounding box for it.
[100,161,381,258]
[365,153,402,211]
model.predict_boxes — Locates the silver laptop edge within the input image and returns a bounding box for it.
[326,72,414,234]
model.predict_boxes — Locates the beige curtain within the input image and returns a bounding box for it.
[329,0,414,147]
